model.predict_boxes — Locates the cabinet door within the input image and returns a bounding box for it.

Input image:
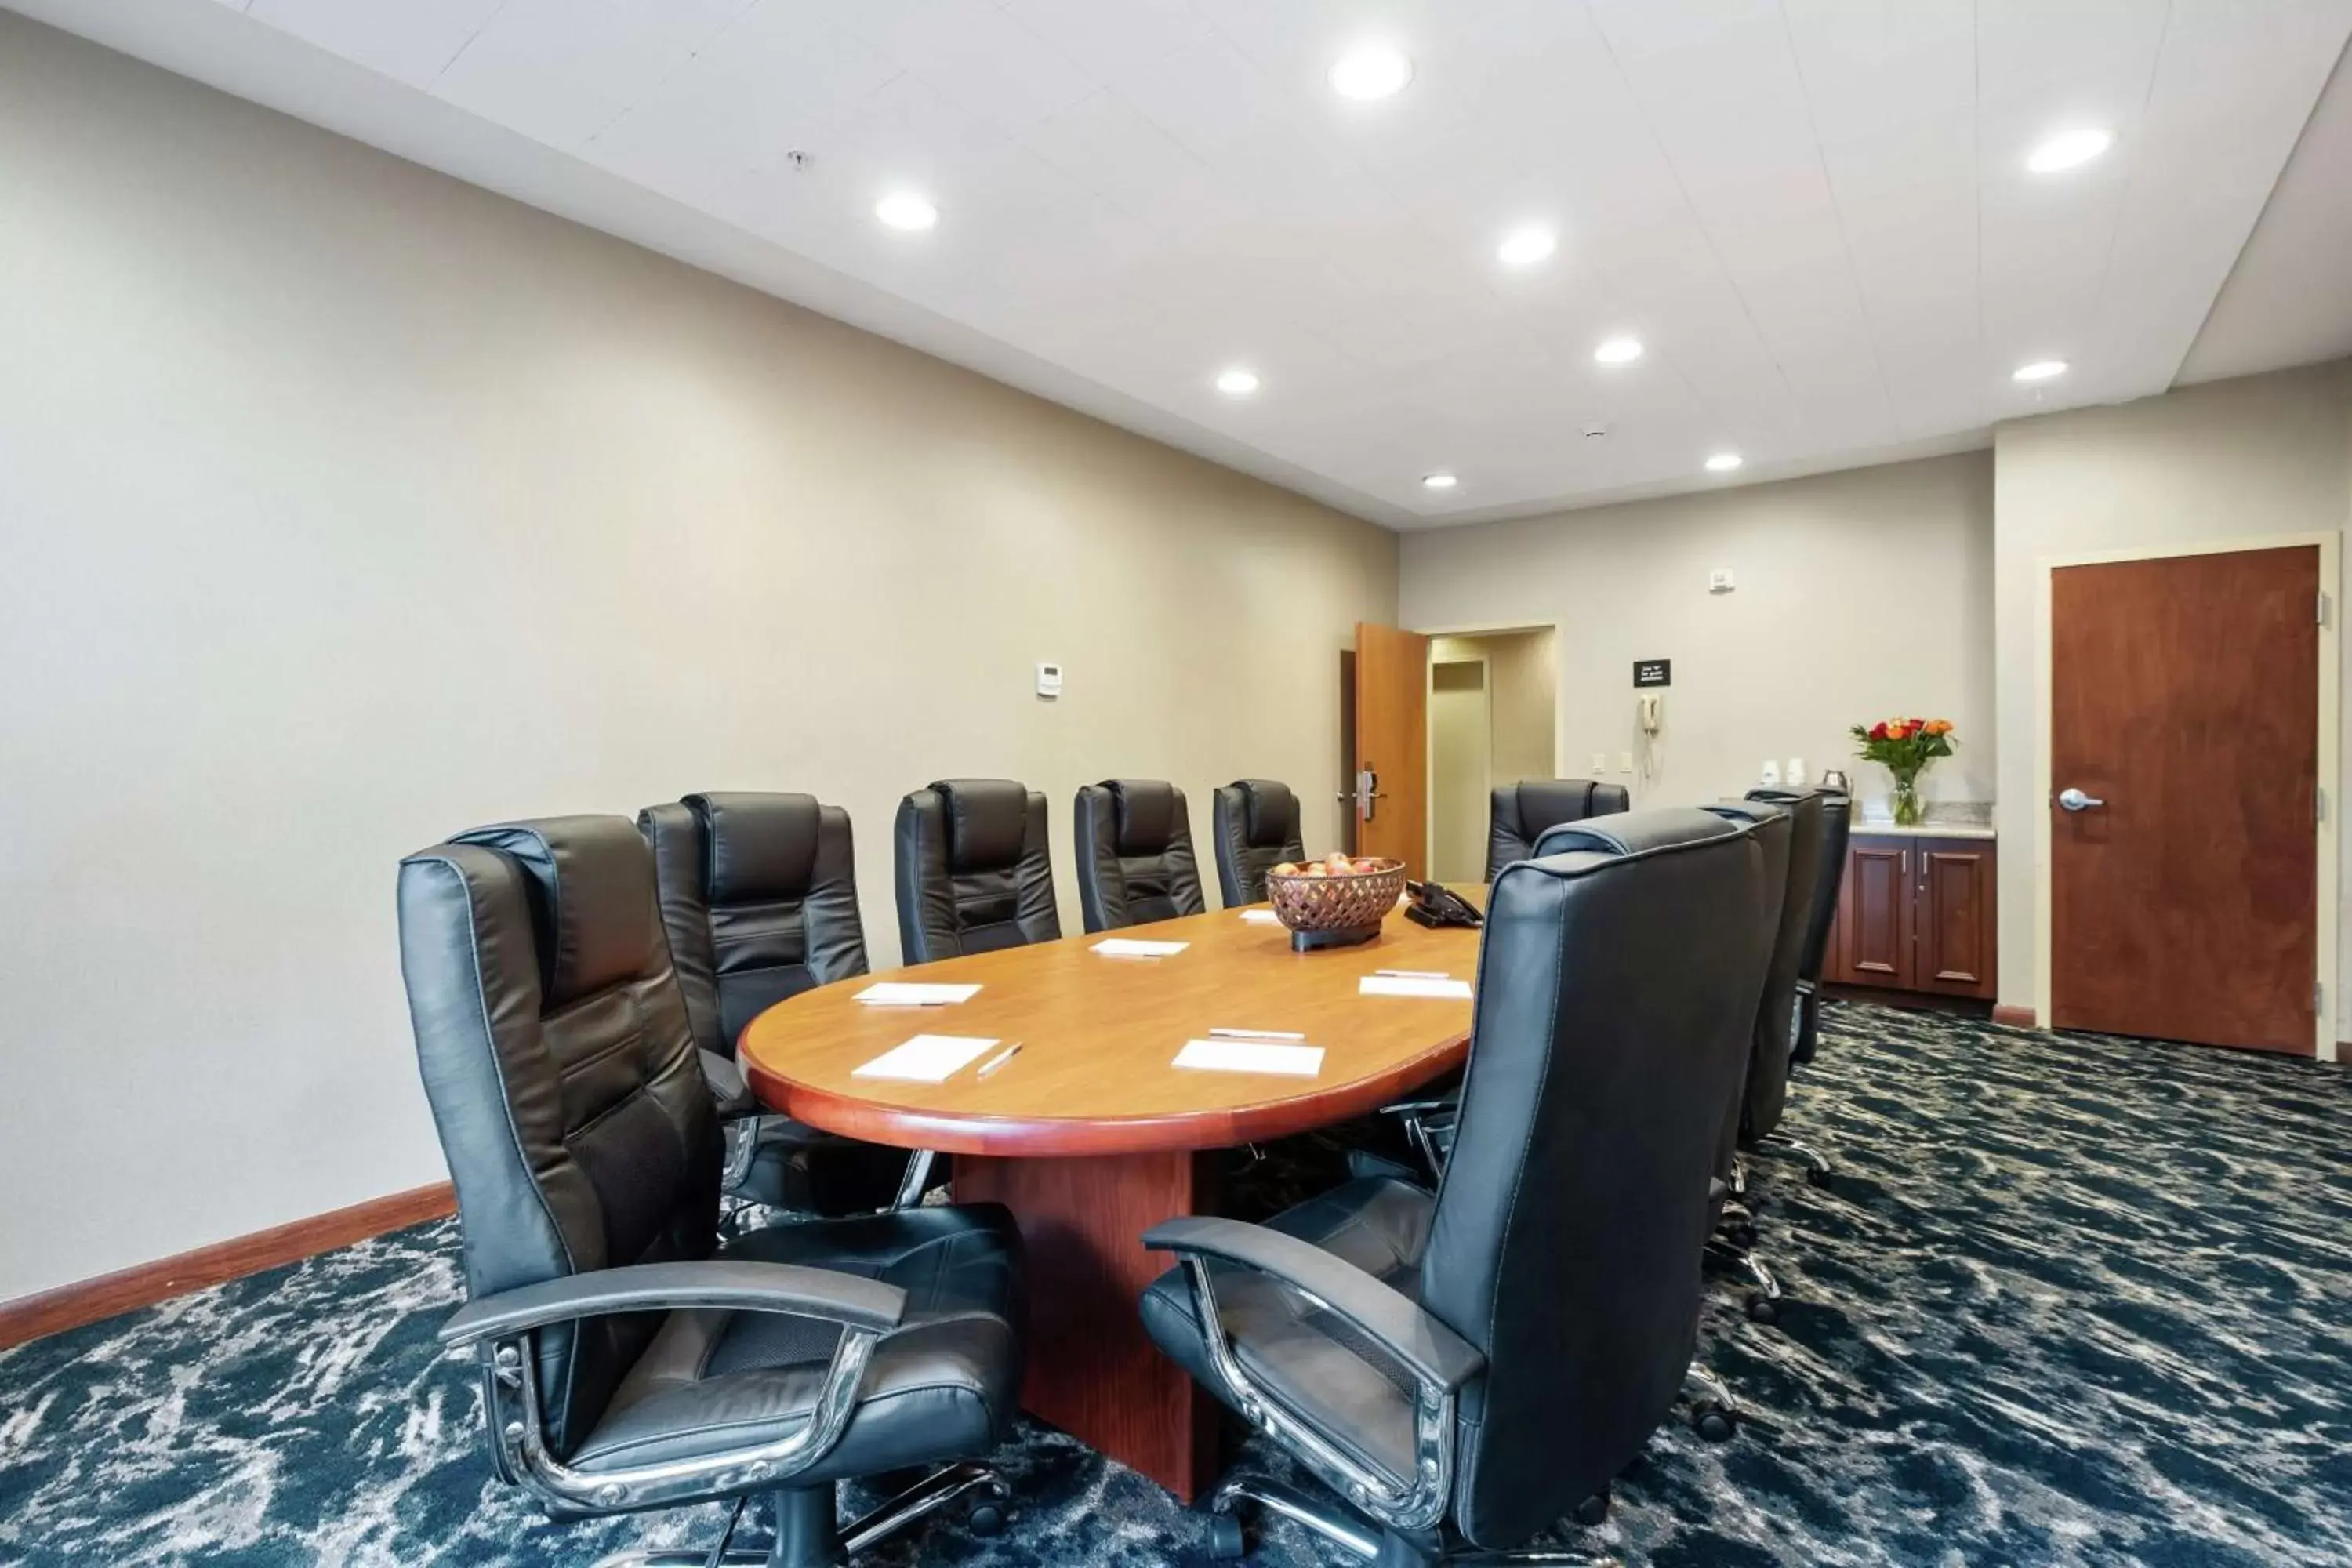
[1842,839,1914,988]
[1916,840,1998,998]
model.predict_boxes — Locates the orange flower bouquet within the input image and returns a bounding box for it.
[1849,717,1956,826]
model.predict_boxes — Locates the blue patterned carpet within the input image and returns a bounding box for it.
[5,1004,2350,1566]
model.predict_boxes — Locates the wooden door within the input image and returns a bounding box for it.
[2050,546,2319,1052]
[1353,623,1428,877]
[1916,840,1997,998]
[1842,838,1913,988]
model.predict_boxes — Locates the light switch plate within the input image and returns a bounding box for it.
[1618,750,1634,772]
[1592,751,1608,773]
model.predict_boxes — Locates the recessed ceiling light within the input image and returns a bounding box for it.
[2013,359,2069,383]
[1215,367,1261,397]
[1330,42,1412,101]
[1497,225,1557,267]
[1421,472,1458,490]
[1594,336,1645,365]
[1705,452,1744,474]
[874,191,938,231]
[2027,128,2112,174]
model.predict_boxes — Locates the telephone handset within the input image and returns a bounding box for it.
[1637,691,1664,734]
[1404,879,1484,930]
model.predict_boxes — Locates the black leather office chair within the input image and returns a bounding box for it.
[1742,786,1847,1180]
[397,816,1024,1567]
[1073,779,1207,933]
[1140,809,1768,1565]
[894,779,1060,964]
[1210,779,1306,906]
[1484,779,1630,880]
[1697,797,1822,1322]
[639,793,924,1218]
[1751,786,1851,1069]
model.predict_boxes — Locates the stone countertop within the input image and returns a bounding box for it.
[1846,821,1998,840]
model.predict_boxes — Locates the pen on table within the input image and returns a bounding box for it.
[1375,969,1450,979]
[975,1043,1022,1078]
[1208,1027,1307,1041]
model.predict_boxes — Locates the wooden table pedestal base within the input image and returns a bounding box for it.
[953,1148,1222,1501]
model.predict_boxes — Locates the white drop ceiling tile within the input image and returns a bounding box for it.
[999,0,1216,82]
[681,1,902,101]
[839,1,1100,136]
[1976,0,2169,123]
[1584,0,1781,64]
[431,30,627,152]
[2136,0,2352,152]
[463,0,750,107]
[1100,31,1295,160]
[1022,90,1207,198]
[245,0,475,89]
[584,82,831,198]
[1783,0,1976,147]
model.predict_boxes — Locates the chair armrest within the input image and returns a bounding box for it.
[1144,1216,1484,1393]
[701,1048,758,1119]
[1377,1098,1457,1118]
[441,1261,907,1348]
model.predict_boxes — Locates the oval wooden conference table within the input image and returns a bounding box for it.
[739,894,1483,1502]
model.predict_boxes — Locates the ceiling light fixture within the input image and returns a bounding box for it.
[2027,127,2112,174]
[1704,452,1744,474]
[2013,359,2069,383]
[1215,367,1261,397]
[873,191,938,231]
[1330,42,1413,101]
[1593,336,1645,365]
[1421,472,1458,490]
[1497,225,1558,267]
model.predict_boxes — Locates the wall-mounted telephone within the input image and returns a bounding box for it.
[1635,692,1664,783]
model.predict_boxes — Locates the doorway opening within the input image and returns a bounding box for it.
[1427,628,1559,885]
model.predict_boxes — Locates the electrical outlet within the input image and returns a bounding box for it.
[1592,751,1608,773]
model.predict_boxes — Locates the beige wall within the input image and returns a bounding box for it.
[1403,454,1997,816]
[1991,361,2352,1024]
[0,20,1398,1302]
[1426,660,1490,884]
[1428,630,1556,880]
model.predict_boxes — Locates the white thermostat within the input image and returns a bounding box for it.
[1035,662,1063,700]
[1708,568,1736,593]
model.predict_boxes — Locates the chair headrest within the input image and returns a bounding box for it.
[1532,807,1744,860]
[933,779,1030,872]
[1704,799,1784,827]
[452,815,659,1008]
[1512,779,1597,835]
[684,792,821,903]
[1235,779,1297,847]
[1107,779,1178,855]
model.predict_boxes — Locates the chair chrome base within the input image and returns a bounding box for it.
[1200,1475,1613,1565]
[589,1463,1007,1568]
[1751,1133,1834,1186]
[1682,1361,1742,1443]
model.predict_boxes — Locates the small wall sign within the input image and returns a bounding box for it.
[1633,659,1671,688]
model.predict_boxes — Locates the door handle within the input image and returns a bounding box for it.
[2057,788,2105,812]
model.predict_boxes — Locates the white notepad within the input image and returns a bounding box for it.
[1240,909,1283,924]
[854,982,982,1006]
[1093,938,1190,957]
[1172,1038,1326,1077]
[1359,975,1474,1000]
[852,1034,999,1082]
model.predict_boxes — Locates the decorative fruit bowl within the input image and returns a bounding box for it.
[1266,854,1407,949]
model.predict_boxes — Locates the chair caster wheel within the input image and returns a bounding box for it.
[1574,1491,1610,1526]
[1727,1221,1758,1250]
[1806,1167,1833,1191]
[1203,1512,1247,1559]
[967,1500,1007,1537]
[1746,1292,1780,1325]
[1693,1403,1737,1443]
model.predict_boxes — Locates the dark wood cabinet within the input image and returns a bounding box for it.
[1825,832,1998,1000]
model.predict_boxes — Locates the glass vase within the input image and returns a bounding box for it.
[1891,775,1924,826]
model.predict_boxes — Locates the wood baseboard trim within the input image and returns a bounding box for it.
[1991,1004,2038,1029]
[0,1181,454,1352]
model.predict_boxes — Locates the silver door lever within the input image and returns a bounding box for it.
[2057,787,2104,812]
